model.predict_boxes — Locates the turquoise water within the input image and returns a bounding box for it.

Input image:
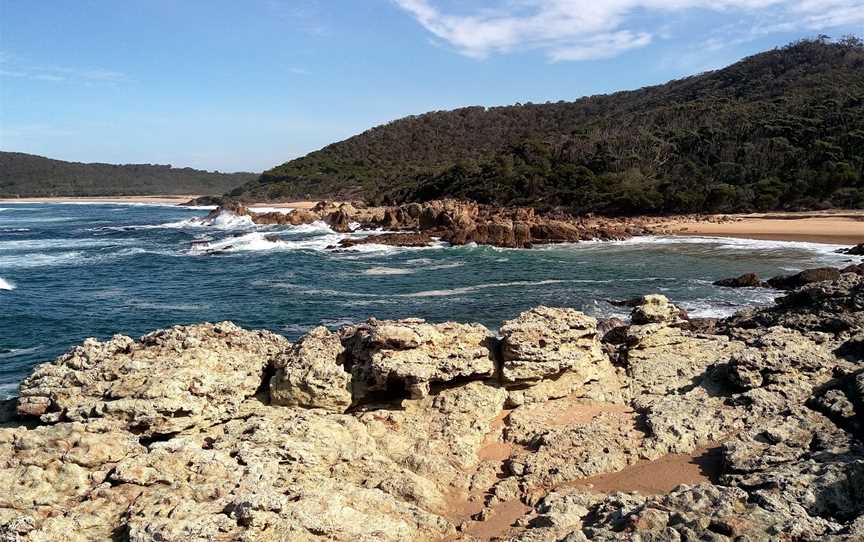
[0,202,859,398]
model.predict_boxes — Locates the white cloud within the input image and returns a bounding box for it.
[393,0,864,61]
[0,60,129,84]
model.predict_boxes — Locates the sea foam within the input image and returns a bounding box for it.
[0,277,15,291]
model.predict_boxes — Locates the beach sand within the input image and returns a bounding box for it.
[664,210,864,245]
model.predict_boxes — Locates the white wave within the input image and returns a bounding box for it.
[398,279,571,298]
[0,228,30,233]
[0,345,40,359]
[0,237,130,251]
[0,277,15,290]
[320,317,357,328]
[0,382,18,401]
[336,239,449,255]
[249,206,294,214]
[106,210,258,231]
[0,251,85,269]
[132,301,210,311]
[364,261,464,276]
[281,221,335,235]
[615,235,850,254]
[680,300,749,319]
[364,267,416,275]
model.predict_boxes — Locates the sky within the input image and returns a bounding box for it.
[1,0,862,172]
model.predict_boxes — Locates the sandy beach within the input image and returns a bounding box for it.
[665,210,864,245]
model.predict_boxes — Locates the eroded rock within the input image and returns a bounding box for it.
[17,322,288,434]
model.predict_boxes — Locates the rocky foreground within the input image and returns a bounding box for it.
[205,199,669,248]
[3,273,864,540]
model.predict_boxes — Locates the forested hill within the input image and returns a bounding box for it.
[0,152,256,197]
[233,37,864,215]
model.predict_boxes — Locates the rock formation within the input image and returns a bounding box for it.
[3,269,864,540]
[712,272,767,288]
[204,199,662,249]
[715,263,864,291]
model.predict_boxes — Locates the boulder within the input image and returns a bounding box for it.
[341,318,495,400]
[499,307,609,383]
[768,266,843,290]
[17,322,288,434]
[839,243,864,256]
[630,294,685,325]
[334,232,434,249]
[270,326,352,411]
[713,272,768,288]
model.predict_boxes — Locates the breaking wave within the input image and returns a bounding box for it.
[0,277,15,291]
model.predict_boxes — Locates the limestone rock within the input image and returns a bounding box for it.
[342,318,495,400]
[630,294,685,325]
[499,307,608,383]
[270,326,352,411]
[17,322,288,434]
[622,323,744,396]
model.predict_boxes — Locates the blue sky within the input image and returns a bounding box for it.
[1,0,862,172]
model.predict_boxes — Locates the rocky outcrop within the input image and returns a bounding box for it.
[333,232,435,249]
[499,307,606,383]
[4,268,864,540]
[16,322,287,434]
[839,243,864,255]
[713,272,768,288]
[768,266,844,290]
[629,294,686,325]
[206,198,661,249]
[269,326,352,411]
[341,318,496,400]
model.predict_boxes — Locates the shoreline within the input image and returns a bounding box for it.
[1,196,861,244]
[663,210,864,245]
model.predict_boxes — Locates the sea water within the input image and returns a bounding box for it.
[0,202,860,398]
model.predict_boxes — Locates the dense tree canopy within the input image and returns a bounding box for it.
[234,37,864,214]
[0,152,255,197]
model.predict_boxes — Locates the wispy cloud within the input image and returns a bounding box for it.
[266,0,329,36]
[392,0,864,61]
[0,52,130,83]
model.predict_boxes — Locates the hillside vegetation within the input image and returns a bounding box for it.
[234,37,864,215]
[0,152,256,197]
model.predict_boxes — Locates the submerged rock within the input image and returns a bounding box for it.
[839,243,864,255]
[333,232,435,249]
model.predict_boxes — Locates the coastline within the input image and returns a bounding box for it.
[663,210,864,245]
[2,196,861,244]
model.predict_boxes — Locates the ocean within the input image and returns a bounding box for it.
[0,202,860,399]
